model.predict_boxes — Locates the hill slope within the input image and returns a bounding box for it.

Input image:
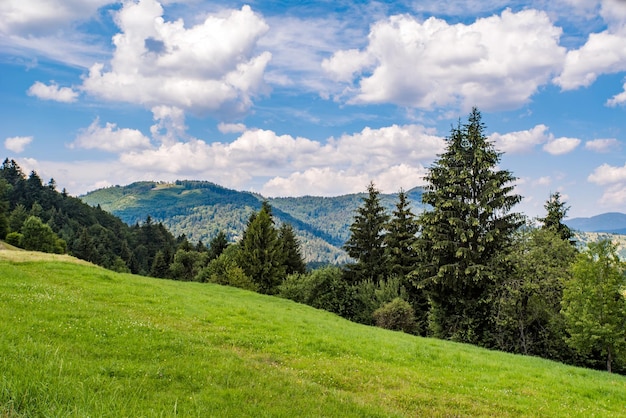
[81,181,425,264]
[2,250,625,417]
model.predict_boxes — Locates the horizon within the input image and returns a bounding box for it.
[2,0,626,219]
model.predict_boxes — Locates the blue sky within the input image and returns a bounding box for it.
[1,0,626,218]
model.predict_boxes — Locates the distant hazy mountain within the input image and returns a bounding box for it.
[81,180,425,265]
[565,212,626,234]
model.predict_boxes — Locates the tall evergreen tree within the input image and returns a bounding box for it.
[278,223,307,275]
[208,231,229,261]
[414,108,523,345]
[343,182,390,284]
[538,192,573,243]
[385,189,419,278]
[239,202,285,294]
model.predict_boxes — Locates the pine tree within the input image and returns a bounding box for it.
[538,192,573,243]
[239,202,285,294]
[415,108,523,345]
[343,182,390,284]
[278,223,307,275]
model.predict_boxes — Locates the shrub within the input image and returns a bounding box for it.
[372,298,418,334]
[5,232,23,247]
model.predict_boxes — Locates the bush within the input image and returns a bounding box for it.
[278,266,351,316]
[5,232,23,247]
[372,298,418,334]
[197,245,257,291]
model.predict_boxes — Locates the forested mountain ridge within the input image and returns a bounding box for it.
[565,212,626,234]
[81,180,425,264]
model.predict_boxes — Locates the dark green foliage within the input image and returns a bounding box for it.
[0,160,179,275]
[278,266,351,316]
[562,240,626,373]
[197,244,257,291]
[373,298,418,334]
[415,108,523,345]
[150,250,171,278]
[385,190,419,278]
[239,202,285,294]
[8,204,28,233]
[278,223,307,275]
[20,216,65,254]
[538,192,574,243]
[5,232,22,247]
[207,231,229,261]
[169,249,207,281]
[0,179,9,239]
[495,227,577,360]
[343,182,390,284]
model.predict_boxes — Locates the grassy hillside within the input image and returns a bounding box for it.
[2,249,626,416]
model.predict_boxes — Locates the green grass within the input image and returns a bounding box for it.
[1,250,626,417]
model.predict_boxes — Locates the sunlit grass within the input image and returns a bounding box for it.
[1,248,626,417]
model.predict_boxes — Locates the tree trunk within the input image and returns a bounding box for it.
[607,346,612,373]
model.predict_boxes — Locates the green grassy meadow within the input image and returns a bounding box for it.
[1,249,626,417]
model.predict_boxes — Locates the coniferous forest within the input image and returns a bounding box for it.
[2,108,625,374]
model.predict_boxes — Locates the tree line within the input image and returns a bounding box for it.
[1,108,624,373]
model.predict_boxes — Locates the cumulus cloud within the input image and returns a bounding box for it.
[588,163,626,185]
[489,124,550,154]
[72,118,152,153]
[27,81,78,103]
[81,1,271,117]
[555,0,626,90]
[323,8,565,110]
[113,124,445,194]
[4,136,33,153]
[585,138,620,152]
[542,136,581,155]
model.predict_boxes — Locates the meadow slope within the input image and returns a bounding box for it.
[1,248,625,417]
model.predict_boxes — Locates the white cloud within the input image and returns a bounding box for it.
[72,118,152,153]
[81,1,271,117]
[4,136,33,153]
[606,82,626,106]
[489,124,550,154]
[585,138,620,152]
[324,8,565,110]
[598,183,626,206]
[0,0,110,36]
[555,0,626,90]
[542,136,581,155]
[27,81,78,103]
[261,168,370,197]
[588,163,626,185]
[112,123,445,194]
[218,122,247,134]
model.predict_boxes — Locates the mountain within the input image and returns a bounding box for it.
[565,212,626,234]
[81,181,425,264]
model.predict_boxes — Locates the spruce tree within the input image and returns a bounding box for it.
[239,202,285,294]
[278,223,307,275]
[385,190,419,278]
[415,108,522,345]
[343,182,390,284]
[538,192,573,243]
